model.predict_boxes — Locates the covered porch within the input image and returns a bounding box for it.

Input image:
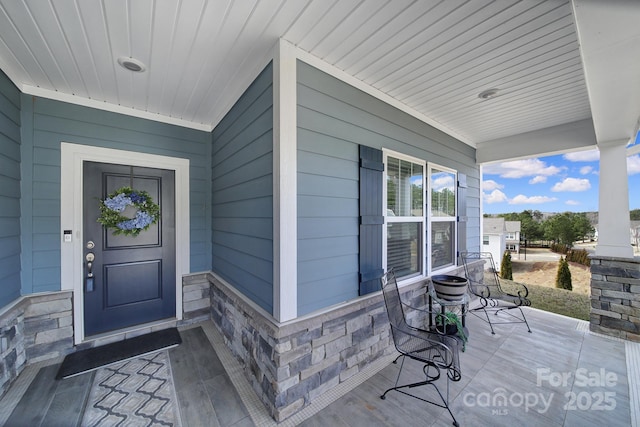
[1,0,640,424]
[0,308,635,426]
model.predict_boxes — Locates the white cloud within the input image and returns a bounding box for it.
[563,149,600,162]
[551,177,591,192]
[566,200,580,206]
[529,176,547,184]
[483,190,508,204]
[482,180,504,191]
[579,166,593,175]
[509,195,557,205]
[628,155,640,175]
[483,158,562,179]
[433,175,455,192]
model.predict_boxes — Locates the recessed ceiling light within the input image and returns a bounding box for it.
[117,57,146,72]
[478,88,500,100]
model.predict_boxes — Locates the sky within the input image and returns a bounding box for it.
[482,140,640,215]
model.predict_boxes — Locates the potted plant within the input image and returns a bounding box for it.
[432,275,468,301]
[436,311,467,351]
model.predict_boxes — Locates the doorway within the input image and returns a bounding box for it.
[83,162,176,336]
[60,143,190,344]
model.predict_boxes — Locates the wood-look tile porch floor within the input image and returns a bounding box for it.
[1,308,637,426]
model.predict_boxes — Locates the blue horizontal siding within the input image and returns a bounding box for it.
[0,70,21,308]
[296,60,480,315]
[212,62,274,314]
[213,217,272,240]
[20,94,212,296]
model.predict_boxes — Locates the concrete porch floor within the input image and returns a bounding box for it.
[0,307,637,426]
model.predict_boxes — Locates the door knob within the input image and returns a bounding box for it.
[85,252,95,292]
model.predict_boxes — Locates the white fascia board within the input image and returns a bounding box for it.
[629,144,640,156]
[572,0,640,143]
[476,119,597,164]
[291,45,472,148]
[23,85,212,132]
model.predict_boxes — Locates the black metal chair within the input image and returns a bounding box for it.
[461,251,532,334]
[380,269,462,427]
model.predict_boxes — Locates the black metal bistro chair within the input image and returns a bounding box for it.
[380,269,462,427]
[461,251,532,334]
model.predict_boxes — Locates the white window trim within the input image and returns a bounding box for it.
[383,149,426,279]
[428,163,457,274]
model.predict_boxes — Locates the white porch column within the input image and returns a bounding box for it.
[272,39,297,322]
[596,140,633,258]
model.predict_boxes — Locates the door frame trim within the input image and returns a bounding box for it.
[60,142,190,344]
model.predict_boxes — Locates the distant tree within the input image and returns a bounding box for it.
[500,250,513,280]
[498,210,544,241]
[411,181,423,211]
[572,213,594,242]
[631,209,640,221]
[432,187,455,215]
[544,212,578,245]
[531,210,544,221]
[518,210,544,241]
[555,257,572,291]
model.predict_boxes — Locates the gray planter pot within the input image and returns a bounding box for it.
[432,275,468,301]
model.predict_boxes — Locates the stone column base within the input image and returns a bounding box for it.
[590,256,640,342]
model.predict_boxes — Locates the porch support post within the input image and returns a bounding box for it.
[595,139,633,258]
[272,39,297,322]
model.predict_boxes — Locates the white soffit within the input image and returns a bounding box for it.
[0,0,597,148]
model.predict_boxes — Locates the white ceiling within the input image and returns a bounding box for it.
[0,0,638,159]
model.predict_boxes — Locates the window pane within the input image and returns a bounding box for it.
[432,222,454,269]
[431,169,455,217]
[387,157,423,217]
[388,222,421,277]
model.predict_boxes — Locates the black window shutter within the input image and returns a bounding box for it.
[457,173,467,265]
[359,146,384,295]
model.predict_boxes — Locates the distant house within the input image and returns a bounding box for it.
[483,218,506,270]
[483,218,521,270]
[505,221,521,255]
[631,221,640,246]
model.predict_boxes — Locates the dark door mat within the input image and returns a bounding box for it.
[56,327,182,380]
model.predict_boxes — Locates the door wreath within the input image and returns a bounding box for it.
[98,186,160,236]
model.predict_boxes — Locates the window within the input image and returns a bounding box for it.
[505,232,516,240]
[384,152,459,279]
[507,244,517,251]
[385,153,424,278]
[483,235,490,245]
[429,165,456,271]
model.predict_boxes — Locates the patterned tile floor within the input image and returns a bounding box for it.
[1,309,639,426]
[0,324,255,427]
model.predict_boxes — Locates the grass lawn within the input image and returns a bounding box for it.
[501,279,590,321]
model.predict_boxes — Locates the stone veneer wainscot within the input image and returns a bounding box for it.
[0,292,73,397]
[590,255,640,342]
[0,276,212,399]
[206,264,473,422]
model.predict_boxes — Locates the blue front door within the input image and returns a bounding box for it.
[83,161,176,336]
